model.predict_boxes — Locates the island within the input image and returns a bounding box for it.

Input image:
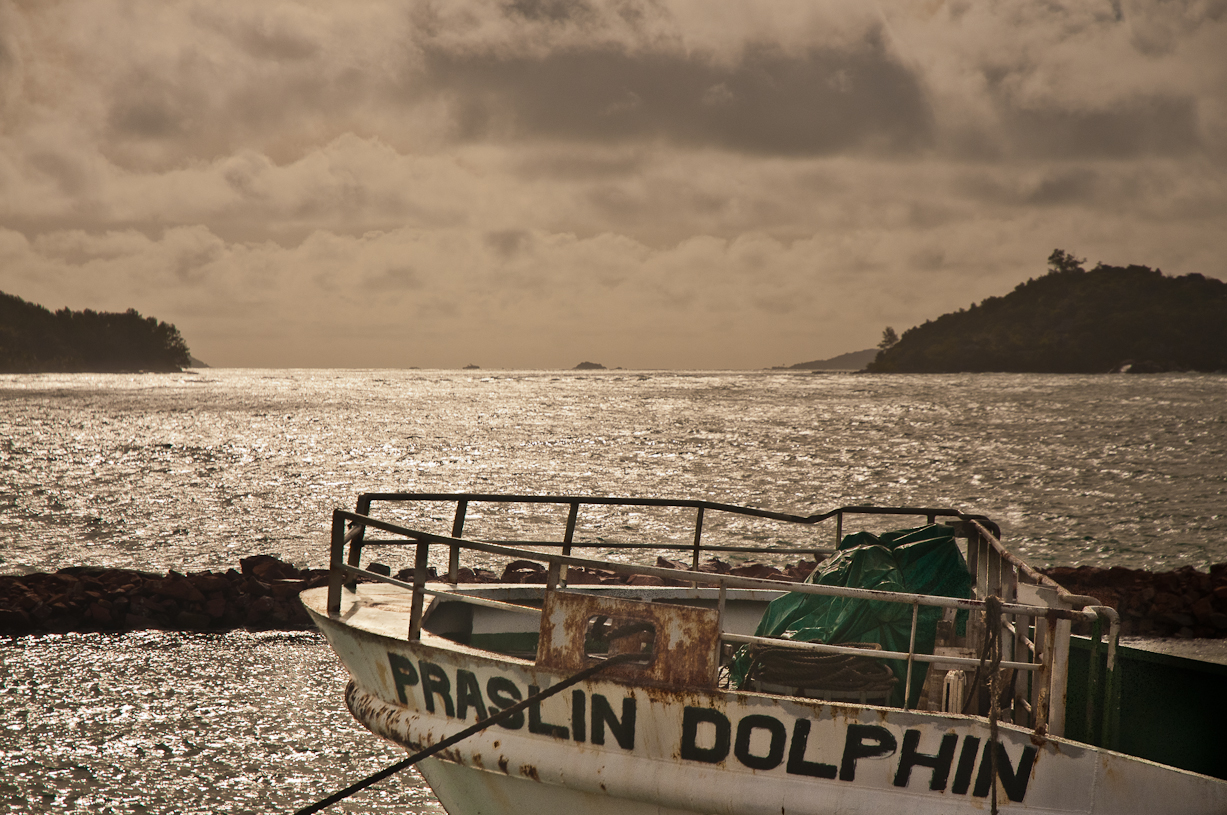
[0,291,191,373]
[573,361,606,370]
[867,250,1227,373]
[777,349,876,371]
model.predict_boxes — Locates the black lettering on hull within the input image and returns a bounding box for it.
[592,694,636,750]
[839,724,898,781]
[380,651,1036,805]
[786,719,837,779]
[734,715,787,770]
[894,730,958,791]
[681,706,731,764]
[486,675,524,730]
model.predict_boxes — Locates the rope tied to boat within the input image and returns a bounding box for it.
[956,595,1005,814]
[986,595,1003,815]
[971,595,1004,815]
[291,651,644,815]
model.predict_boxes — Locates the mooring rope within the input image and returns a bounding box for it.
[956,595,1004,815]
[293,652,643,815]
[985,595,1003,815]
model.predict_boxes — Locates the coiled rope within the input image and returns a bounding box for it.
[743,643,898,694]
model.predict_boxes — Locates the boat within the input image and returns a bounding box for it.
[299,493,1227,814]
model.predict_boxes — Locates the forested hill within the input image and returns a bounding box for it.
[0,292,191,373]
[868,252,1227,373]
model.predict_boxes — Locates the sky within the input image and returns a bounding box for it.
[1,0,1224,369]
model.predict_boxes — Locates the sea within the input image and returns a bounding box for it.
[2,368,1226,813]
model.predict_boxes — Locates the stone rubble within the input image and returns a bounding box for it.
[2,555,1225,639]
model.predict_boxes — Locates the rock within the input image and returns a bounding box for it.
[0,608,31,631]
[189,572,230,594]
[241,555,301,582]
[205,596,228,619]
[154,575,206,604]
[5,554,1227,639]
[730,563,786,580]
[176,611,212,630]
[124,613,158,630]
[500,560,546,583]
[562,567,604,585]
[87,602,113,625]
[626,575,666,586]
[1157,612,1196,629]
[246,595,277,625]
[395,566,439,582]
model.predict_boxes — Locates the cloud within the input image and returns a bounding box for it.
[0,0,1224,369]
[417,39,935,155]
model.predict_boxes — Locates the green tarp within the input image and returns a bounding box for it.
[730,524,972,707]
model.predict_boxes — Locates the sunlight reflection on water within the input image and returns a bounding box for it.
[0,630,444,814]
[2,369,1224,573]
[2,369,1225,813]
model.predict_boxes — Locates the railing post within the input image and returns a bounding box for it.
[1102,619,1122,750]
[449,500,468,584]
[904,601,919,709]
[409,539,430,640]
[1086,616,1103,743]
[1047,617,1071,738]
[561,502,579,589]
[966,528,983,654]
[692,506,705,571]
[327,511,346,614]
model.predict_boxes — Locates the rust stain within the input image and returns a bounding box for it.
[520,764,541,782]
[536,591,721,688]
[498,756,510,774]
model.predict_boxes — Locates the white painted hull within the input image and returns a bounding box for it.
[303,587,1227,815]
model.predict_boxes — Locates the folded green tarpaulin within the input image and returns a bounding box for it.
[730,524,972,707]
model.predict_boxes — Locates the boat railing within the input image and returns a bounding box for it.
[322,495,1120,745]
[346,492,1007,579]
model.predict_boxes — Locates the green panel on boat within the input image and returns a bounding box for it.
[1065,638,1227,780]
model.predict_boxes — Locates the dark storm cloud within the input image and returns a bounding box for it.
[1003,95,1201,159]
[484,229,533,258]
[418,37,935,155]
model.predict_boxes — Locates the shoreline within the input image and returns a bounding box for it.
[2,555,1225,639]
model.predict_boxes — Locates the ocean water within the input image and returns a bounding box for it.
[2,369,1225,813]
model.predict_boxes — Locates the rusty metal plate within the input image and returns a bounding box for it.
[536,591,720,688]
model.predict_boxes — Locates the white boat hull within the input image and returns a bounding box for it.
[304,587,1227,815]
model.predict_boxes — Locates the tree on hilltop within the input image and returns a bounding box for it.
[867,251,1227,373]
[0,292,192,373]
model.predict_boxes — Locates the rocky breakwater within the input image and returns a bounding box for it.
[437,555,821,587]
[0,555,328,635]
[0,555,821,636]
[1040,563,1227,639]
[3,555,1225,639]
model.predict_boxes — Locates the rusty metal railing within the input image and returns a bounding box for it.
[345,492,1003,579]
[321,494,1119,742]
